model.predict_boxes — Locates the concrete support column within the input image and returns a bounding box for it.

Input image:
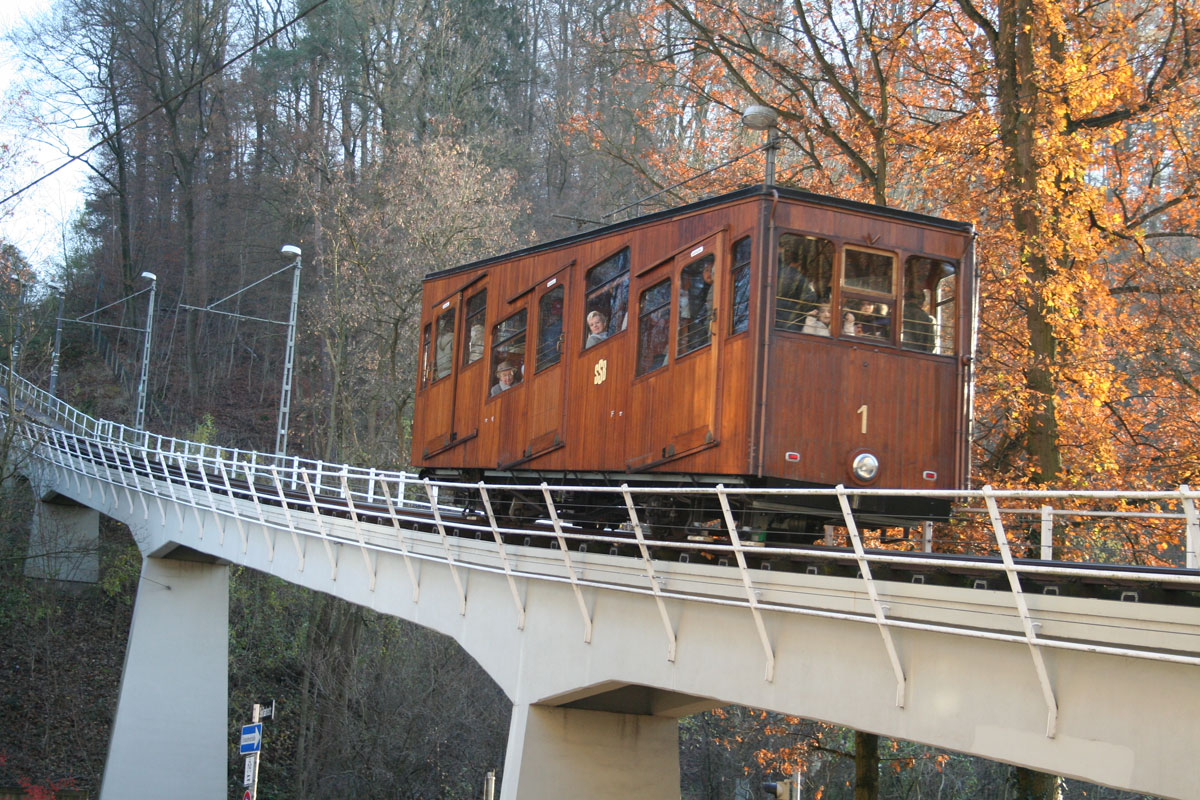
[100,557,229,800]
[25,499,99,583]
[500,704,681,800]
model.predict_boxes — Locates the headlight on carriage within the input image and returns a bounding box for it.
[851,452,879,483]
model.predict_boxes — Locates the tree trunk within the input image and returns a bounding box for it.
[853,731,879,800]
[1012,767,1062,800]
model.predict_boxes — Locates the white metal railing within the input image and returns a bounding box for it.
[4,362,1196,576]
[4,361,1200,734]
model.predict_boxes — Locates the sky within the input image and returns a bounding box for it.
[0,0,87,279]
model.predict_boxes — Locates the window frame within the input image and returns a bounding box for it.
[635,277,673,377]
[582,246,631,351]
[535,283,566,373]
[775,231,835,335]
[488,308,528,399]
[677,253,716,358]
[432,306,457,383]
[729,236,752,337]
[461,289,488,368]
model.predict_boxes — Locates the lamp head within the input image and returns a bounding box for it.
[140,271,157,282]
[741,104,779,131]
[281,244,301,258]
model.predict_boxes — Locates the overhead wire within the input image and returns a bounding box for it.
[0,0,336,210]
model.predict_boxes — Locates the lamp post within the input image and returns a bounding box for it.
[10,272,22,368]
[276,245,302,457]
[742,104,780,187]
[134,271,157,431]
[48,282,65,397]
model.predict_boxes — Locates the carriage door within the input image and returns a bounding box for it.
[626,232,725,470]
[420,292,464,458]
[524,268,570,462]
[490,301,532,468]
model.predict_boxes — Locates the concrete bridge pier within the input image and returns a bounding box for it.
[501,703,681,799]
[100,555,229,800]
[25,491,99,584]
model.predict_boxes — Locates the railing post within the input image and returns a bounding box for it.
[1182,485,1197,570]
[478,484,526,629]
[922,521,933,553]
[217,461,248,552]
[1040,505,1054,561]
[835,485,906,707]
[156,452,185,530]
[619,485,677,662]
[340,471,378,591]
[300,470,340,579]
[715,485,776,682]
[270,466,306,571]
[381,482,421,602]
[982,485,1058,737]
[539,483,593,644]
[241,463,276,562]
[422,479,468,615]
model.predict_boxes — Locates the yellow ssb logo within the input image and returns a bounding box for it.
[593,358,607,385]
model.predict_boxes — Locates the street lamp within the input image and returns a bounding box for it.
[134,271,157,431]
[742,104,780,187]
[276,245,302,457]
[48,282,65,398]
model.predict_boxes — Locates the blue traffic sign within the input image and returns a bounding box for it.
[240,723,262,755]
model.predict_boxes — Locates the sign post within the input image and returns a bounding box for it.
[237,701,273,800]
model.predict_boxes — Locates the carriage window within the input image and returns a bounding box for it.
[434,307,456,381]
[490,309,526,396]
[536,285,564,371]
[421,323,432,388]
[637,279,671,376]
[462,290,487,366]
[730,237,751,335]
[584,248,630,348]
[776,234,833,331]
[844,248,894,295]
[678,254,715,356]
[903,257,957,354]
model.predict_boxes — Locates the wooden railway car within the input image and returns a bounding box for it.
[411,185,975,533]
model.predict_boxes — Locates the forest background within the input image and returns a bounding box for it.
[0,0,1197,796]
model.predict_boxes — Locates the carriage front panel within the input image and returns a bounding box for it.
[763,336,960,488]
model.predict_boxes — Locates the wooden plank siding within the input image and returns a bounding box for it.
[411,186,974,493]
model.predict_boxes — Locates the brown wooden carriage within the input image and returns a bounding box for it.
[411,185,975,531]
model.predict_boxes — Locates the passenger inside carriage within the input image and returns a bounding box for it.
[490,309,527,395]
[776,235,832,330]
[585,311,609,347]
[802,303,833,336]
[584,248,630,348]
[491,360,518,395]
[902,289,936,352]
[852,299,892,340]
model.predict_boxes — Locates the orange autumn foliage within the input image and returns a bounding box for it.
[568,0,1200,494]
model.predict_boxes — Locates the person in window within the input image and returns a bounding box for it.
[855,300,890,339]
[435,327,454,379]
[802,303,833,336]
[491,361,517,396]
[778,253,821,329]
[467,323,485,362]
[842,311,860,337]
[585,311,609,347]
[902,290,936,352]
